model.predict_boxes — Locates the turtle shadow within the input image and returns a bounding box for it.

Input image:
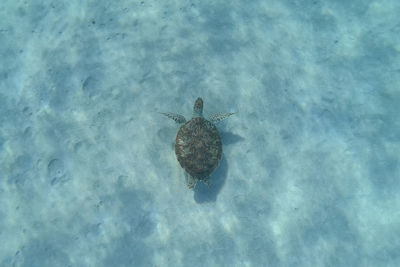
[220,131,244,145]
[193,156,228,203]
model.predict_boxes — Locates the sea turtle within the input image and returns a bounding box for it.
[161,97,234,189]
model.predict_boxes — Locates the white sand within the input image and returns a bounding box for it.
[0,0,399,266]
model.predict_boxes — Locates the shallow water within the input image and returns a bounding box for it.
[0,0,399,266]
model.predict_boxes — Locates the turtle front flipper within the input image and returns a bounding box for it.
[160,112,187,124]
[209,112,235,123]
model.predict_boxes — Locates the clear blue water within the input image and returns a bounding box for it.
[1,0,399,266]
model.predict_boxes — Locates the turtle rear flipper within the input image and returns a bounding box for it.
[160,112,187,124]
[209,112,235,123]
[203,177,211,187]
[185,173,197,189]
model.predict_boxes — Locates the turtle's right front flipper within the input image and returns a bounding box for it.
[160,112,187,124]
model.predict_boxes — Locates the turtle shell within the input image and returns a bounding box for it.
[175,117,222,179]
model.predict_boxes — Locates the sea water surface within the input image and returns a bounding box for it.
[0,0,399,266]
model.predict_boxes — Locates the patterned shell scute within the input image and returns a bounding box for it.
[175,117,222,179]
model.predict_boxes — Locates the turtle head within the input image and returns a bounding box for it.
[193,97,203,117]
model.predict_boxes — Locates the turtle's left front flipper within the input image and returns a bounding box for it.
[209,112,235,123]
[160,112,187,124]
